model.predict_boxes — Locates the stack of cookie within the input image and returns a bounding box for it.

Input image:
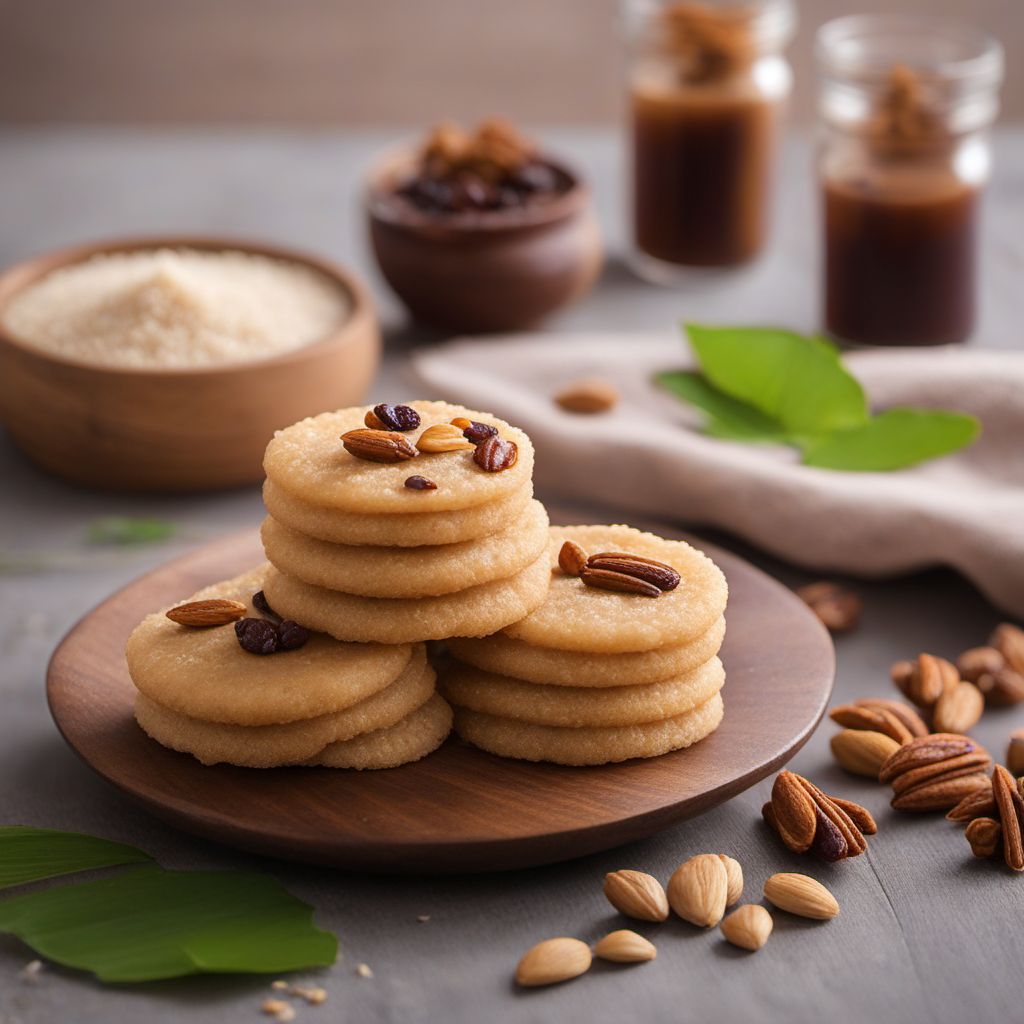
[444,525,729,765]
[128,567,452,769]
[259,400,551,645]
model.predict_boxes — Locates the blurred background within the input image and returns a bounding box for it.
[1,0,1019,125]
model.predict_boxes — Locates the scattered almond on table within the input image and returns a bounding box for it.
[720,904,773,951]
[554,378,619,414]
[593,930,657,963]
[603,869,669,921]
[796,581,862,632]
[667,854,729,927]
[515,937,592,987]
[762,873,840,920]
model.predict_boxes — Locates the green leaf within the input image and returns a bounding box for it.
[87,517,177,545]
[0,865,337,982]
[685,323,869,435]
[801,408,981,471]
[655,370,791,442]
[0,827,152,890]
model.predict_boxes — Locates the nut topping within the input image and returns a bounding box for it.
[404,475,437,491]
[450,417,498,444]
[586,552,681,593]
[165,598,247,627]
[365,403,421,432]
[473,435,518,472]
[580,567,662,598]
[416,423,475,454]
[557,540,588,576]
[342,428,417,463]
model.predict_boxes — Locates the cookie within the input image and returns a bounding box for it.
[262,550,551,644]
[263,401,533,514]
[126,565,412,725]
[133,647,435,768]
[260,499,549,598]
[441,656,724,728]
[447,615,726,688]
[263,479,534,548]
[454,692,724,766]
[308,693,453,770]
[503,525,728,654]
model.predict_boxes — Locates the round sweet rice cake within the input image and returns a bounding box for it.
[307,693,453,770]
[260,499,549,598]
[442,656,724,728]
[133,647,435,768]
[454,692,724,766]
[503,525,728,654]
[263,479,534,548]
[126,565,412,725]
[263,401,533,514]
[447,615,725,688]
[262,551,551,644]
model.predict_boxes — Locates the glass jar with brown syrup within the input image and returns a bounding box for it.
[625,0,795,281]
[817,16,1003,346]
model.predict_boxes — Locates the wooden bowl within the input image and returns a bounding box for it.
[366,152,603,333]
[0,236,380,492]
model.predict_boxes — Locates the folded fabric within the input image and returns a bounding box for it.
[413,333,1024,617]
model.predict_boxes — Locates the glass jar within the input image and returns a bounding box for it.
[817,15,1003,346]
[624,0,795,282]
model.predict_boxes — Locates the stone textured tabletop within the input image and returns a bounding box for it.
[0,129,1021,1024]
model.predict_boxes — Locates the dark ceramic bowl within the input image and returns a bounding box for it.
[366,151,603,333]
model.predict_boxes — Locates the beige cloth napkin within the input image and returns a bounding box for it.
[413,333,1024,617]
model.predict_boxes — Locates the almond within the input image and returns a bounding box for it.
[603,870,669,922]
[515,937,592,988]
[1008,731,1024,777]
[586,552,680,593]
[165,598,247,627]
[580,567,662,598]
[342,428,417,463]
[592,930,657,963]
[991,623,1024,674]
[415,423,475,454]
[830,729,901,777]
[932,682,984,733]
[554,378,619,414]
[762,873,839,920]
[720,904,773,951]
[891,652,959,709]
[718,855,743,906]
[558,540,589,577]
[667,854,728,927]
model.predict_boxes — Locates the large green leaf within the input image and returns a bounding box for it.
[0,827,152,890]
[801,408,980,471]
[685,323,868,435]
[0,865,338,982]
[655,370,791,442]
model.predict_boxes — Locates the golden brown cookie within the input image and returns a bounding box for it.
[260,499,549,598]
[262,550,551,644]
[447,615,725,687]
[126,566,412,725]
[503,525,728,654]
[441,656,724,728]
[262,479,534,548]
[308,693,453,769]
[263,401,532,513]
[133,647,435,767]
[454,692,724,766]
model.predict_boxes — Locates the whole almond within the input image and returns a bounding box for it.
[667,854,729,927]
[891,653,959,709]
[762,873,839,920]
[1007,730,1024,776]
[580,566,662,598]
[515,937,592,988]
[342,428,417,463]
[415,423,475,454]
[720,904,773,951]
[718,855,743,906]
[830,729,901,778]
[554,378,619,414]
[957,645,1005,683]
[603,870,669,922]
[991,623,1024,674]
[592,930,657,963]
[166,598,247,627]
[932,682,984,733]
[558,540,589,577]
[586,552,681,593]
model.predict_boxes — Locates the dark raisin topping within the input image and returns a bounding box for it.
[373,403,421,432]
[277,620,311,651]
[462,420,498,444]
[252,590,278,619]
[235,617,280,655]
[404,475,438,491]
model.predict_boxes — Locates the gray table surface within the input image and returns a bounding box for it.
[0,129,1021,1024]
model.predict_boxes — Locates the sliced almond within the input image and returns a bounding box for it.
[830,729,901,778]
[515,937,592,988]
[667,854,728,927]
[763,873,839,920]
[720,904,773,951]
[165,598,247,627]
[603,870,669,922]
[592,929,657,963]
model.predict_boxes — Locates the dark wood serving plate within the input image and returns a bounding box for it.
[47,522,834,873]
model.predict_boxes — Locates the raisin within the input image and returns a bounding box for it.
[404,475,438,491]
[372,403,421,432]
[235,618,279,655]
[462,420,498,444]
[252,590,278,619]
[277,620,310,651]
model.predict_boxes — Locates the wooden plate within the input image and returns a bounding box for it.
[47,523,834,873]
